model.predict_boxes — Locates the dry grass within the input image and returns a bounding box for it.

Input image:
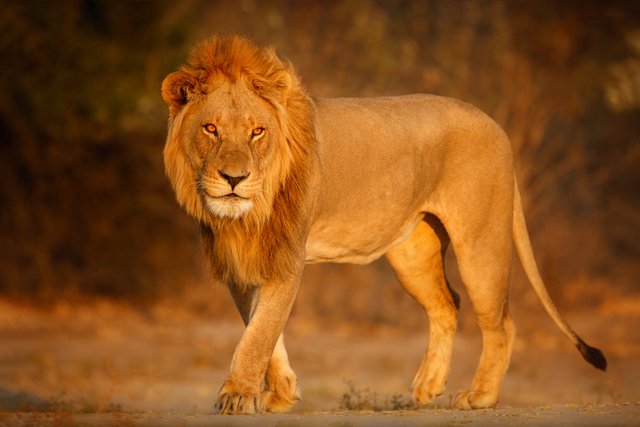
[340,380,419,412]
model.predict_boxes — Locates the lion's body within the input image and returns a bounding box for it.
[307,95,511,265]
[161,35,606,415]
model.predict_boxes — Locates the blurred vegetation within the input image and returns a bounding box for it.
[0,1,638,322]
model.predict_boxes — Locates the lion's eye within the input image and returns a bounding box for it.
[251,127,265,138]
[203,123,218,136]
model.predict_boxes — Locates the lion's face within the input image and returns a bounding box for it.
[164,76,288,222]
[162,36,314,227]
[187,82,282,219]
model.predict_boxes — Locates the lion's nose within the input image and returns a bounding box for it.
[219,170,250,190]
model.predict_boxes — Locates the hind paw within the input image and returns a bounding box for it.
[451,390,497,410]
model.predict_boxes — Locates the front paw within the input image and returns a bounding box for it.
[261,375,300,413]
[215,392,261,415]
[215,381,262,415]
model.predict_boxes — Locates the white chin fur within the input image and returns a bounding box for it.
[205,197,253,219]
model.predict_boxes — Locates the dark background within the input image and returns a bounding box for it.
[1,0,638,326]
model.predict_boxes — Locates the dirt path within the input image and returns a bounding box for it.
[2,404,640,427]
[0,298,638,426]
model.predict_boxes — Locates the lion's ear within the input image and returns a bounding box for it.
[161,70,199,118]
[252,67,294,107]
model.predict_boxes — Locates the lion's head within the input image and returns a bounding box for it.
[161,35,316,227]
[161,35,318,285]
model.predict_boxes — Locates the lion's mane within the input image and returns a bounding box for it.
[162,35,318,287]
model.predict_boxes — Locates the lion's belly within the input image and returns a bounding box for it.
[305,215,423,264]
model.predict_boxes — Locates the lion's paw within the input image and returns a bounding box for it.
[412,375,446,406]
[215,391,262,415]
[451,390,497,410]
[261,388,300,413]
[412,387,438,406]
[262,369,301,413]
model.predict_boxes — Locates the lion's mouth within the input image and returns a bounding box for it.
[223,193,242,199]
[202,190,247,201]
[218,193,250,201]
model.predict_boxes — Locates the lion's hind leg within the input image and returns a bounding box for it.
[386,216,459,406]
[447,216,517,410]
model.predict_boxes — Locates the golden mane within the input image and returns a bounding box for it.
[162,35,319,287]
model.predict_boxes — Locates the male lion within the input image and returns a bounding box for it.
[161,35,606,415]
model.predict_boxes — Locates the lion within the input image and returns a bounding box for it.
[161,35,606,415]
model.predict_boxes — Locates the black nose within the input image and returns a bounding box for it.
[219,170,249,190]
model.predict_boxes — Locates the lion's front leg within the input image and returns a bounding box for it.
[261,334,301,413]
[217,277,300,415]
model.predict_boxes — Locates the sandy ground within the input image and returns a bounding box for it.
[1,405,639,427]
[0,297,638,426]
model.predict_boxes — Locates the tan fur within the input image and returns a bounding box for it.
[161,35,605,415]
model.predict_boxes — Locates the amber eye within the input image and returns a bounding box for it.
[252,127,265,138]
[203,123,218,136]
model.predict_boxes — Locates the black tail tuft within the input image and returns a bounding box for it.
[576,338,607,371]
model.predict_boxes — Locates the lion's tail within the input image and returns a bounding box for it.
[512,179,607,371]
